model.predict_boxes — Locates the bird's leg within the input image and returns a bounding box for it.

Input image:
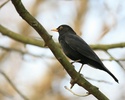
[70,63,84,89]
[78,64,84,73]
[70,60,84,89]
[70,64,84,89]
[71,60,83,73]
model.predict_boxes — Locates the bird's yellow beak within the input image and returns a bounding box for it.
[51,28,58,32]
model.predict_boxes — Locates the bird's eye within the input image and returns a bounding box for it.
[59,26,63,30]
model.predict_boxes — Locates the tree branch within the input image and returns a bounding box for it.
[0,45,43,58]
[0,71,29,100]
[0,0,10,9]
[0,24,125,50]
[105,51,124,69]
[0,24,45,48]
[10,0,110,100]
[0,45,125,62]
[91,43,125,50]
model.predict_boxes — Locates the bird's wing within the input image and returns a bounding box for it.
[65,34,101,63]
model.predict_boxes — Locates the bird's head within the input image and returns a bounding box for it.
[51,25,76,35]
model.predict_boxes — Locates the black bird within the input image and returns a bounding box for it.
[51,25,118,83]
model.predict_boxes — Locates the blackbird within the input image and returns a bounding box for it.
[51,24,118,83]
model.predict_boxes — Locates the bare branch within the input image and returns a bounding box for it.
[0,24,45,48]
[90,43,125,50]
[0,0,10,9]
[105,51,124,69]
[0,24,125,51]
[64,86,90,97]
[0,71,29,100]
[1,45,125,62]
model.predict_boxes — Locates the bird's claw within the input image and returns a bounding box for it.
[70,78,76,89]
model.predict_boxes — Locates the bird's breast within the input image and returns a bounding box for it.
[59,38,82,61]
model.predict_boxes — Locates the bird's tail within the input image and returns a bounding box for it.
[105,69,119,83]
[95,63,119,83]
[87,60,119,83]
[95,62,119,83]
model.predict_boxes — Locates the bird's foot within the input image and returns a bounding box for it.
[70,74,84,89]
[70,78,76,89]
[78,64,84,73]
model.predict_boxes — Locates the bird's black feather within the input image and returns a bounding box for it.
[55,24,118,83]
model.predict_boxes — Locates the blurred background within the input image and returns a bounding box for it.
[0,0,125,100]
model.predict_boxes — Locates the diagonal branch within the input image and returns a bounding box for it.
[10,0,109,100]
[105,50,124,69]
[0,71,29,100]
[0,0,10,9]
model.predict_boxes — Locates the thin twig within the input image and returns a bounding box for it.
[0,71,29,100]
[105,50,125,70]
[1,45,125,62]
[101,58,125,61]
[0,90,13,98]
[64,86,90,97]
[85,76,112,84]
[0,0,10,9]
[0,45,40,57]
[0,25,125,50]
